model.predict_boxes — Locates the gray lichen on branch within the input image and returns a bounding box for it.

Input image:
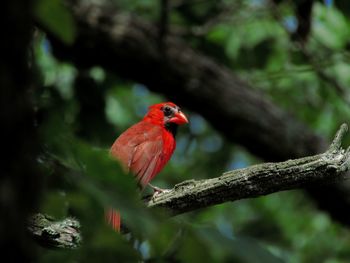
[29,124,350,249]
[27,213,81,249]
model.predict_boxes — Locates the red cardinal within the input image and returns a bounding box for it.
[106,102,188,231]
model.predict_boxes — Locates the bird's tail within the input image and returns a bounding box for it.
[105,208,121,232]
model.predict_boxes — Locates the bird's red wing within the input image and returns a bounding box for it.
[110,122,156,170]
[110,122,170,188]
[130,138,164,187]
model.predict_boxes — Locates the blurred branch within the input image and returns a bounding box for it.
[28,124,350,248]
[158,0,169,51]
[28,213,81,249]
[148,124,350,215]
[189,3,238,36]
[270,0,313,43]
[292,0,314,43]
[171,0,217,9]
[171,0,241,37]
[300,47,350,104]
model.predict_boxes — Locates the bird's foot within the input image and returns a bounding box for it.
[148,183,167,193]
[148,183,171,198]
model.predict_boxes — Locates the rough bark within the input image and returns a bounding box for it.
[29,124,350,248]
[28,214,81,249]
[148,124,350,214]
[39,0,350,225]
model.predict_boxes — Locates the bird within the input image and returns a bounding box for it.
[106,102,188,231]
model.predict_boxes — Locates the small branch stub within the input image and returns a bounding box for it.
[28,213,81,249]
[328,123,348,153]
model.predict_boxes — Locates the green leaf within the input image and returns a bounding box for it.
[34,0,76,44]
[313,3,350,49]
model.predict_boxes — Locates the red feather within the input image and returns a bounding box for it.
[106,102,188,231]
[105,208,121,232]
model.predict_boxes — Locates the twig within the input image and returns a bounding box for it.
[158,0,169,53]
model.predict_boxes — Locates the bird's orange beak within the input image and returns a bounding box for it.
[170,111,189,125]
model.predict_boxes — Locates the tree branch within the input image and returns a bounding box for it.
[29,124,350,248]
[147,124,350,215]
[27,213,81,249]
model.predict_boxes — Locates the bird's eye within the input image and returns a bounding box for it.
[162,106,173,117]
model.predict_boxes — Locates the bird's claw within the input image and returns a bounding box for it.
[148,183,171,199]
[148,183,167,193]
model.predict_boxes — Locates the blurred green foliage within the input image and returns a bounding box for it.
[33,0,350,262]
[34,0,76,44]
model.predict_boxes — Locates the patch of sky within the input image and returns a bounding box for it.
[139,241,151,260]
[227,151,250,170]
[283,16,298,33]
[174,136,191,164]
[324,0,333,8]
[248,0,267,8]
[133,84,151,117]
[189,114,207,135]
[216,216,235,239]
[200,135,223,153]
[42,37,52,54]
[133,83,150,97]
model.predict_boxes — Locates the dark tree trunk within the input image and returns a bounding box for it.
[0,1,40,260]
